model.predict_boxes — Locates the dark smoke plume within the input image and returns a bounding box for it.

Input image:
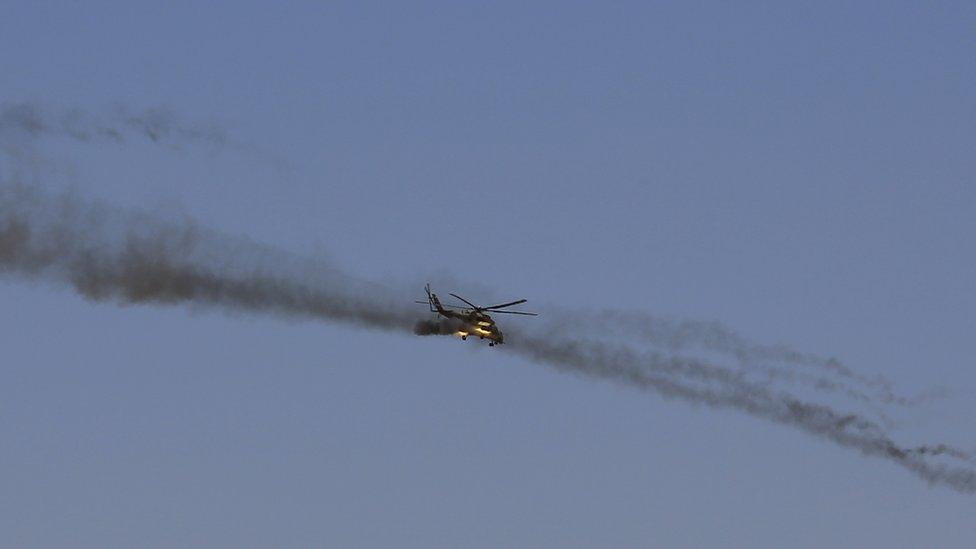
[2,103,972,495]
[0,184,416,332]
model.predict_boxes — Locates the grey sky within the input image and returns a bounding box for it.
[1,2,975,548]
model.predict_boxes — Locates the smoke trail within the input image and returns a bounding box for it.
[504,333,976,493]
[910,445,976,464]
[2,103,971,494]
[2,182,972,493]
[565,309,938,408]
[595,310,886,385]
[594,310,921,396]
[0,183,416,332]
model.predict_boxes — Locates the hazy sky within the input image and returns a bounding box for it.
[1,2,975,547]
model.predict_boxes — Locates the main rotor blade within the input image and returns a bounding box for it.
[488,310,538,316]
[449,293,481,310]
[415,300,468,310]
[484,298,527,310]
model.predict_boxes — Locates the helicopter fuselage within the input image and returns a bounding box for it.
[431,295,504,344]
[417,284,536,346]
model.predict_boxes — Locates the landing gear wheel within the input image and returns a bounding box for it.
[461,336,467,340]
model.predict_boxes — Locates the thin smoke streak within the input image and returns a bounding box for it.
[0,102,288,170]
[0,102,227,147]
[562,309,939,407]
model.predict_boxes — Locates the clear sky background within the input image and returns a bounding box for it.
[1,2,975,547]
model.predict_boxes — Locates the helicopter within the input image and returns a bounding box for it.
[415,284,537,346]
